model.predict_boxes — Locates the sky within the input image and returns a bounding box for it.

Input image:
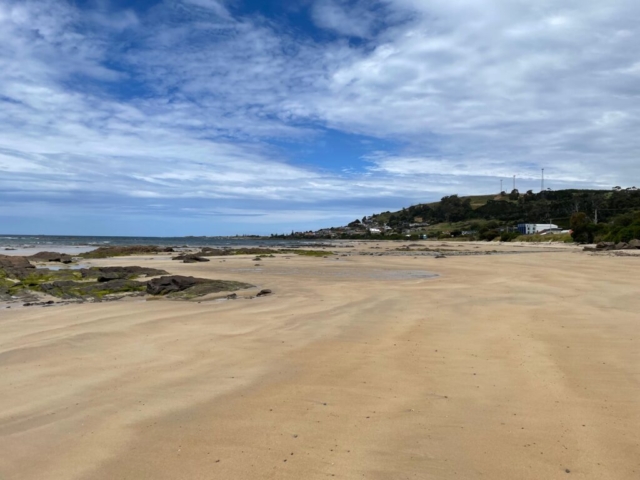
[1,0,639,236]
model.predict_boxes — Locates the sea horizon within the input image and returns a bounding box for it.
[0,234,330,249]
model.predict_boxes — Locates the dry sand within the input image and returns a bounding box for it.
[1,242,638,479]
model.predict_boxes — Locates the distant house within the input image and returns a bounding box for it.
[517,223,559,235]
[413,216,423,223]
[369,228,382,234]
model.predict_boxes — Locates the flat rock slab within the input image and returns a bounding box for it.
[171,255,211,263]
[147,275,254,298]
[38,279,146,300]
[80,266,169,282]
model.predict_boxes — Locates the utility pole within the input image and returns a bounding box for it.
[541,168,544,192]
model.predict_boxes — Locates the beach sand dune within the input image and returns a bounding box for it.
[1,246,638,479]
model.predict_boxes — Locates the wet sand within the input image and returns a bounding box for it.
[1,242,638,479]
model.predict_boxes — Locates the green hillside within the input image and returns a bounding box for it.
[359,188,640,242]
[372,189,638,227]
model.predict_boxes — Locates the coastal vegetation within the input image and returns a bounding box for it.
[513,233,573,243]
[283,188,640,244]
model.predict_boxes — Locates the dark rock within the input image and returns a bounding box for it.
[162,247,175,252]
[184,256,210,263]
[147,275,209,295]
[79,245,166,259]
[27,251,74,264]
[39,279,146,299]
[628,239,640,249]
[0,255,35,278]
[80,266,168,281]
[435,254,446,259]
[226,293,237,299]
[257,289,272,296]
[171,254,210,263]
[147,276,253,298]
[0,255,34,269]
[587,240,640,252]
[595,242,616,250]
[97,272,121,283]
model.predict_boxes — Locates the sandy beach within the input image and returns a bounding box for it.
[1,241,638,479]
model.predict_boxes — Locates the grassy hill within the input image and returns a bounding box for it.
[364,188,640,241]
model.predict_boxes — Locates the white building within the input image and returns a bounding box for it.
[517,223,559,235]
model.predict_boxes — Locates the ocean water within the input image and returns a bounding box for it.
[0,235,328,249]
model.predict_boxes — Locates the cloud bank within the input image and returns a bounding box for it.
[0,0,638,235]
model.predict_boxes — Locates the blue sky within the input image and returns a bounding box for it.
[1,0,639,236]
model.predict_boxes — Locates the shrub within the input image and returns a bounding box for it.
[604,211,640,243]
[570,212,595,243]
[500,231,520,242]
[480,229,500,241]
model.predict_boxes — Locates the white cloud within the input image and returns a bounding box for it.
[307,0,640,181]
[311,0,381,38]
[182,0,232,19]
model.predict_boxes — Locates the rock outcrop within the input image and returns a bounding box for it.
[584,240,640,252]
[79,266,168,282]
[628,239,640,249]
[27,252,74,263]
[146,275,254,298]
[0,255,35,279]
[38,279,146,299]
[80,245,170,259]
[171,254,211,263]
[147,276,211,295]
